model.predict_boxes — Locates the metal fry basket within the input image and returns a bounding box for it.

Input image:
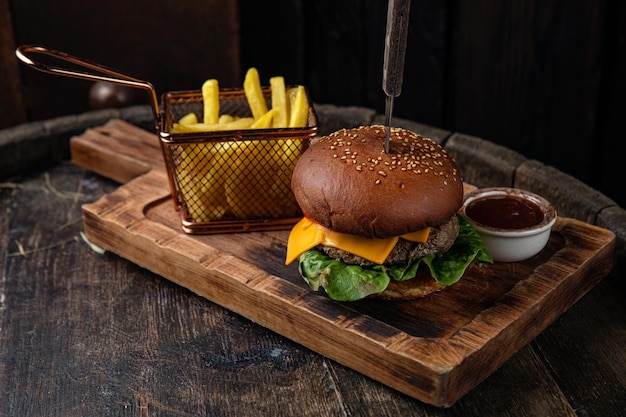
[16,45,319,234]
[160,88,318,233]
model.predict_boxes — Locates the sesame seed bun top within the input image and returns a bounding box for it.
[291,125,464,239]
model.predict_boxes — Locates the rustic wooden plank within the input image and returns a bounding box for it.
[303,1,376,108]
[389,0,449,127]
[0,165,351,417]
[597,206,626,289]
[532,271,626,417]
[71,119,615,407]
[11,0,241,121]
[291,1,449,127]
[71,119,164,183]
[330,341,583,416]
[240,1,307,85]
[596,1,626,209]
[446,0,606,189]
[0,0,27,129]
[0,106,156,180]
[3,121,625,415]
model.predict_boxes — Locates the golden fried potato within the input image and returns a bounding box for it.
[171,117,254,133]
[218,114,237,124]
[288,85,309,128]
[177,143,229,221]
[173,70,311,222]
[243,67,268,120]
[223,140,297,219]
[270,76,289,128]
[251,109,277,129]
[202,79,220,124]
[178,112,198,125]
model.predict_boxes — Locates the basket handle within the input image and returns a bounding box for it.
[15,45,161,128]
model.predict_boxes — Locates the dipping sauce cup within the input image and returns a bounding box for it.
[461,187,557,262]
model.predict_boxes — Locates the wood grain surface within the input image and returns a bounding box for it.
[2,120,625,416]
[70,119,615,407]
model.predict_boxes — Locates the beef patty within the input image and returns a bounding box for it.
[318,215,460,267]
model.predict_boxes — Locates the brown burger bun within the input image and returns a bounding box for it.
[291,125,464,239]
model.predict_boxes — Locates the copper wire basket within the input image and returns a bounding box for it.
[16,45,319,234]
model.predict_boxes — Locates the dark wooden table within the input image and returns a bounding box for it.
[1,106,625,416]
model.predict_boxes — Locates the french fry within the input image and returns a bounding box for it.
[172,117,254,133]
[287,86,298,110]
[270,76,289,128]
[173,71,312,223]
[178,143,228,221]
[218,114,237,124]
[202,79,220,124]
[288,85,309,128]
[178,112,198,125]
[243,67,268,120]
[250,109,277,129]
[225,140,298,219]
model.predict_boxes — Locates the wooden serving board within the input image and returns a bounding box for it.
[71,119,615,407]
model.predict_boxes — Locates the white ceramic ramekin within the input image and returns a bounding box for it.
[461,187,557,262]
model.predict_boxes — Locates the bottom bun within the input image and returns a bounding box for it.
[369,270,443,300]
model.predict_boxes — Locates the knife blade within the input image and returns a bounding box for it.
[382,0,411,153]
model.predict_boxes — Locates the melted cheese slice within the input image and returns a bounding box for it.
[285,217,431,265]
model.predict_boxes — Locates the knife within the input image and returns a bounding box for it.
[382,0,411,153]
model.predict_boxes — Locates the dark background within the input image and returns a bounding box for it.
[2,0,624,208]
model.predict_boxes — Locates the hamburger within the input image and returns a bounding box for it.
[285,125,492,301]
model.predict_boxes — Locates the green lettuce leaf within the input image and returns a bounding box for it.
[298,214,493,301]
